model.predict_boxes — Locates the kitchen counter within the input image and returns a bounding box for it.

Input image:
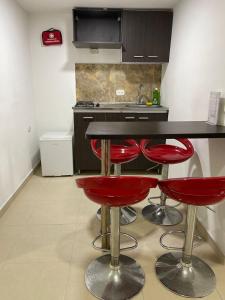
[73,103,168,113]
[73,104,168,173]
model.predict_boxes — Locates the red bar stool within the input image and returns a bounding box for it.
[140,139,194,225]
[91,139,141,225]
[155,177,225,298]
[76,176,157,300]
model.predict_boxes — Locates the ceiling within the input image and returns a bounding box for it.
[16,0,179,13]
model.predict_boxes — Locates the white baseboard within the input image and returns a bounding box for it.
[0,160,40,217]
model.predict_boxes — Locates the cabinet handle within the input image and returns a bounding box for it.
[133,55,144,58]
[147,55,158,58]
[138,117,149,120]
[124,116,135,120]
[82,116,94,120]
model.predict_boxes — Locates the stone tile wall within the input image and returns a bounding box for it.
[75,64,161,102]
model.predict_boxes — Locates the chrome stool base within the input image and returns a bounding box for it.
[97,206,137,225]
[142,204,183,226]
[155,252,216,298]
[85,254,145,300]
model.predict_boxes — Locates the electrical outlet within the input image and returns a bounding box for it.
[116,89,125,96]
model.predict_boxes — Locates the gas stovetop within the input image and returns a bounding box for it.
[75,101,95,108]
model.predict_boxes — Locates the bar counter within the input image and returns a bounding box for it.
[85,120,225,249]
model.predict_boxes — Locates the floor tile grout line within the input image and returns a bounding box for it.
[216,288,224,300]
[62,265,72,300]
[62,220,92,300]
[0,222,90,226]
[0,223,78,228]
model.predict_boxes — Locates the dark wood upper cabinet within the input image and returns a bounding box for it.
[73,8,122,49]
[122,10,173,62]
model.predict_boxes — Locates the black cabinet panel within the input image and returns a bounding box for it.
[122,11,147,62]
[74,111,168,173]
[74,113,106,172]
[73,9,122,49]
[135,113,168,121]
[122,10,173,62]
[120,113,168,171]
[145,11,173,62]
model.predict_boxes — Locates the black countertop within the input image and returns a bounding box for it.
[86,121,225,139]
[73,104,168,113]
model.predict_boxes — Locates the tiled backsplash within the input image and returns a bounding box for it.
[75,64,161,102]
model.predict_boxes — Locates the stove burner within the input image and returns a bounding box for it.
[75,101,95,108]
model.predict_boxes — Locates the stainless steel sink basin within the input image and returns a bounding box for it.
[126,104,162,108]
[126,104,148,108]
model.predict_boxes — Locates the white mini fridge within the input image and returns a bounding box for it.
[40,131,73,176]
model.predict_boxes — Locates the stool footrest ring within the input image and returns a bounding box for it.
[160,230,203,251]
[92,232,138,252]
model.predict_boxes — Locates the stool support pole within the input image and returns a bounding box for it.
[114,163,121,176]
[110,207,120,269]
[155,202,216,298]
[111,161,121,265]
[182,205,197,265]
[160,165,169,206]
[101,139,111,250]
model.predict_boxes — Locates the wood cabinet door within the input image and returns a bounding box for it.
[74,111,169,173]
[106,113,138,121]
[122,10,173,63]
[122,11,148,62]
[122,113,168,171]
[144,11,173,62]
[74,113,106,172]
[136,113,168,121]
[105,112,168,172]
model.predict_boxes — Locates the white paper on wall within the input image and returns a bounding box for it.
[217,97,225,126]
[207,91,221,125]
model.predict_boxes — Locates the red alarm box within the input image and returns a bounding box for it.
[42,28,62,46]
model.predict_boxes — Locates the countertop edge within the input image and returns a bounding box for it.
[73,108,169,113]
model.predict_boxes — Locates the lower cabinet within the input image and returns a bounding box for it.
[74,112,105,172]
[73,111,168,173]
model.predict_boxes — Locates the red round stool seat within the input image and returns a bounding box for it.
[91,139,141,225]
[77,176,158,207]
[140,138,194,164]
[139,138,194,226]
[91,139,140,164]
[159,177,225,206]
[76,176,158,300]
[156,176,225,298]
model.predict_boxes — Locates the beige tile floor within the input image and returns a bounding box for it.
[0,167,224,300]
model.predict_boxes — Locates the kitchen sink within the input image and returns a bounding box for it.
[126,104,161,108]
[126,104,147,108]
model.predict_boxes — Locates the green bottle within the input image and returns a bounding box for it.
[152,88,160,106]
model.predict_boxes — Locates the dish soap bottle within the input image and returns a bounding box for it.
[152,88,160,106]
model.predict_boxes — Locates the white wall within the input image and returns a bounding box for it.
[29,12,121,136]
[28,6,225,254]
[0,0,39,207]
[161,0,225,254]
